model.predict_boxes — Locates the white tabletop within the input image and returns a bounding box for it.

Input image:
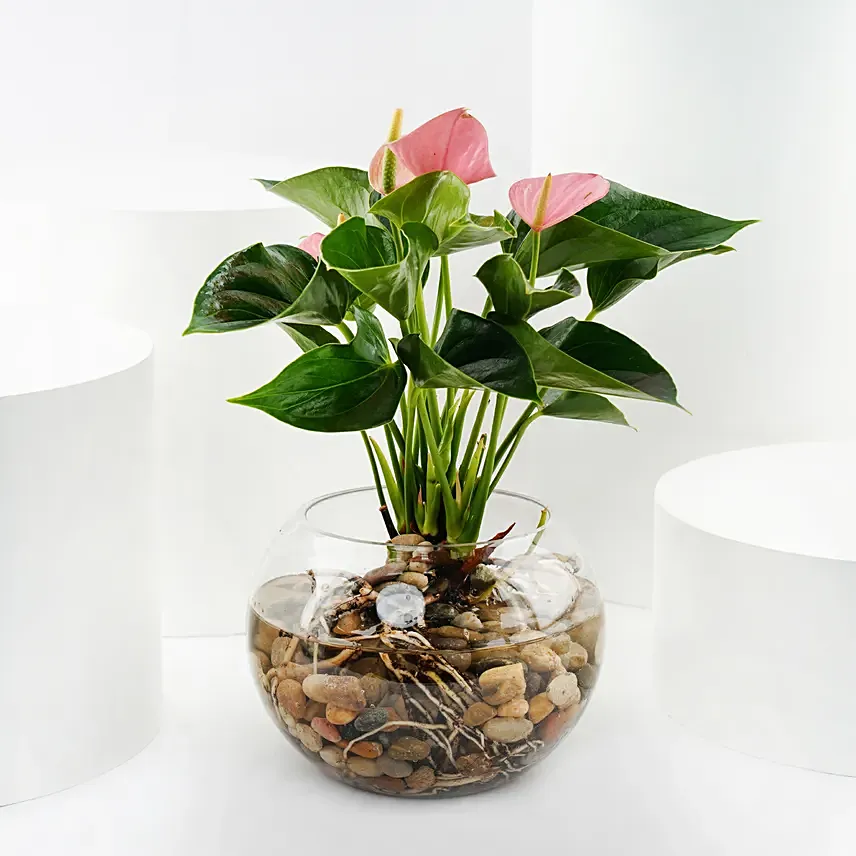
[2,604,854,855]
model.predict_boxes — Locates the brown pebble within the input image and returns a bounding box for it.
[440,650,472,671]
[376,755,414,778]
[390,533,423,546]
[432,625,469,639]
[253,623,280,654]
[347,756,381,777]
[333,611,362,635]
[292,722,323,752]
[576,664,599,690]
[496,698,529,718]
[271,636,297,667]
[275,662,312,683]
[364,562,407,586]
[304,700,326,722]
[560,641,589,670]
[302,674,366,710]
[374,775,406,792]
[349,740,384,759]
[463,701,497,727]
[275,678,306,720]
[325,703,358,725]
[388,737,431,762]
[479,662,526,705]
[254,649,272,673]
[397,571,429,590]
[456,753,493,776]
[528,693,555,724]
[310,717,341,742]
[519,643,564,673]
[541,703,580,742]
[405,766,436,792]
[432,636,468,651]
[349,657,388,678]
[359,674,387,706]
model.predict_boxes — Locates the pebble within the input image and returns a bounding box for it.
[453,611,484,631]
[320,745,345,768]
[407,561,431,575]
[432,636,468,651]
[374,775,406,792]
[519,643,564,674]
[470,655,520,672]
[275,678,306,720]
[456,753,493,776]
[397,571,429,590]
[349,657,388,678]
[541,704,580,743]
[389,533,423,546]
[559,641,588,670]
[304,700,326,721]
[358,674,387,706]
[528,693,555,724]
[432,625,469,639]
[376,755,414,778]
[569,616,602,664]
[525,671,543,697]
[275,662,312,683]
[349,740,383,759]
[293,722,323,752]
[509,629,545,644]
[333,611,362,635]
[311,717,341,742]
[546,673,581,708]
[479,662,526,705]
[440,650,472,671]
[353,707,389,733]
[271,636,296,667]
[302,674,366,710]
[576,664,598,690]
[496,698,529,718]
[364,562,407,586]
[463,702,497,727]
[254,649,272,673]
[482,716,534,744]
[549,633,572,654]
[253,623,281,653]
[469,565,495,594]
[424,603,458,627]
[405,766,436,792]
[347,756,382,777]
[388,737,431,762]
[326,703,359,725]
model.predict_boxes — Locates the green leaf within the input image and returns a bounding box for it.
[184,243,315,334]
[539,317,678,405]
[586,246,734,314]
[541,389,632,427]
[258,167,372,228]
[369,172,514,255]
[515,216,669,278]
[278,323,339,353]
[230,312,405,432]
[350,306,389,363]
[321,218,437,320]
[397,310,539,401]
[476,254,530,321]
[500,210,527,256]
[274,261,356,326]
[581,182,757,252]
[526,270,581,318]
[495,318,670,403]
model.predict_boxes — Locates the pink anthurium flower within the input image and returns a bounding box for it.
[298,232,325,260]
[509,173,610,232]
[368,144,415,194]
[370,107,496,193]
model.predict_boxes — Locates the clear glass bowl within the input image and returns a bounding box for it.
[248,487,604,797]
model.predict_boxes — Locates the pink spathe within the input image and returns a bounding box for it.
[368,145,415,194]
[509,173,610,232]
[298,232,325,260]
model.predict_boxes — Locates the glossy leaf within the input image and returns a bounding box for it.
[350,306,389,364]
[369,171,513,255]
[279,323,338,353]
[515,215,668,278]
[580,182,757,252]
[184,243,314,334]
[526,270,581,318]
[541,390,631,427]
[587,246,734,314]
[230,312,405,432]
[496,318,669,403]
[398,310,539,401]
[501,210,527,256]
[476,254,530,321]
[321,217,437,320]
[539,317,678,405]
[274,261,356,326]
[259,167,373,228]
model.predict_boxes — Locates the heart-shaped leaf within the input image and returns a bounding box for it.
[495,318,670,403]
[476,254,530,321]
[586,246,734,315]
[515,216,669,278]
[526,269,581,318]
[539,317,678,405]
[184,243,315,334]
[274,261,357,326]
[397,310,539,401]
[350,306,389,364]
[259,167,373,228]
[321,217,437,320]
[279,323,339,353]
[230,311,405,432]
[541,389,631,427]
[370,172,514,255]
[581,183,757,252]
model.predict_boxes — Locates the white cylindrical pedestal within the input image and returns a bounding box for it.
[529,0,856,606]
[653,442,856,775]
[0,309,159,804]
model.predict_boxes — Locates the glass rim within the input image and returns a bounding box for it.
[300,486,551,549]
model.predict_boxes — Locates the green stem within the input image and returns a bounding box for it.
[371,437,404,528]
[361,431,396,537]
[447,389,473,481]
[528,230,541,288]
[388,418,406,456]
[585,308,598,321]
[416,394,460,534]
[459,390,491,478]
[336,322,354,343]
[481,295,493,317]
[431,255,451,344]
[384,424,405,502]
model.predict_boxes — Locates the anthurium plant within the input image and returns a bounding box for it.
[185,107,755,544]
